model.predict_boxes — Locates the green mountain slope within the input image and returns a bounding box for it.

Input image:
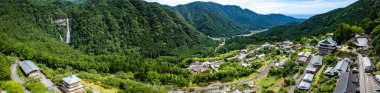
[168,1,303,37]
[0,0,217,89]
[226,0,380,49]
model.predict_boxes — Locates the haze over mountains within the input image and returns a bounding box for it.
[166,1,304,37]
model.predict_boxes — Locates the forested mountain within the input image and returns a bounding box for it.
[0,0,218,91]
[227,0,380,50]
[167,2,303,37]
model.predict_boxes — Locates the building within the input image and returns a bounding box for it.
[297,57,308,65]
[334,72,359,93]
[298,52,311,58]
[323,67,335,76]
[19,60,40,77]
[318,34,337,55]
[61,75,85,93]
[311,55,323,67]
[334,60,349,76]
[298,80,311,90]
[302,73,315,82]
[362,57,373,73]
[355,34,372,50]
[306,65,317,74]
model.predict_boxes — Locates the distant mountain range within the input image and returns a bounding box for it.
[226,0,380,50]
[165,1,304,37]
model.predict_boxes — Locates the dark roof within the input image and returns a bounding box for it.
[318,36,337,46]
[19,60,40,74]
[334,72,358,93]
[311,55,323,66]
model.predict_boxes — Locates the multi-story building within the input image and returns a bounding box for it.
[61,75,84,93]
[318,34,337,55]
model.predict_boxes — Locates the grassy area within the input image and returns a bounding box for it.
[192,50,240,62]
[254,75,278,87]
[228,59,272,83]
[82,81,118,93]
[310,65,326,92]
[272,78,285,92]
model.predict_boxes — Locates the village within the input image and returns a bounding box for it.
[176,33,379,93]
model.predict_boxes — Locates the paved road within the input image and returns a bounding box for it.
[10,64,31,93]
[39,71,61,93]
[358,54,380,93]
[194,60,276,91]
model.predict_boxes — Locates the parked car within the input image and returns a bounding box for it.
[375,75,380,83]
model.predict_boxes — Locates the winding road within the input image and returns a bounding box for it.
[194,60,276,91]
[10,64,31,93]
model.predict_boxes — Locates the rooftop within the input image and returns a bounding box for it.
[63,75,81,85]
[363,57,372,67]
[318,35,337,46]
[334,72,358,93]
[298,80,311,90]
[302,73,315,82]
[311,55,323,66]
[19,60,40,74]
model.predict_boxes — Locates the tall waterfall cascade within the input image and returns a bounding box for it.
[65,18,71,44]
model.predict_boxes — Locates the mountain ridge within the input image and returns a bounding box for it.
[166,1,304,37]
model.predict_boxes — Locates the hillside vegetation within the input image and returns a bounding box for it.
[226,0,380,50]
[0,0,219,91]
[168,2,303,37]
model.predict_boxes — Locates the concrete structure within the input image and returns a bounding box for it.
[61,75,84,93]
[362,57,373,73]
[334,72,359,93]
[318,34,337,55]
[311,55,323,67]
[19,60,40,77]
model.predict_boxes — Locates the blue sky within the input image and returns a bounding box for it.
[145,0,357,18]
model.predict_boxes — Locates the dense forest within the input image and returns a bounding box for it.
[166,1,303,37]
[0,0,220,91]
[226,0,380,50]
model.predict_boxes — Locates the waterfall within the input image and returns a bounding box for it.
[65,18,71,44]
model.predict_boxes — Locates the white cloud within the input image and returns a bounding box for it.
[145,0,357,16]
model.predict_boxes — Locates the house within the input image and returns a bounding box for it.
[302,73,315,82]
[281,41,293,46]
[311,55,323,67]
[298,52,311,58]
[275,59,286,68]
[334,72,359,93]
[363,57,373,73]
[355,34,372,50]
[297,57,308,65]
[342,57,354,63]
[298,80,311,90]
[295,44,302,49]
[334,60,349,76]
[318,33,337,55]
[240,49,248,54]
[261,42,271,49]
[306,65,317,74]
[19,60,40,77]
[61,75,85,93]
[256,54,265,60]
[324,67,335,76]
